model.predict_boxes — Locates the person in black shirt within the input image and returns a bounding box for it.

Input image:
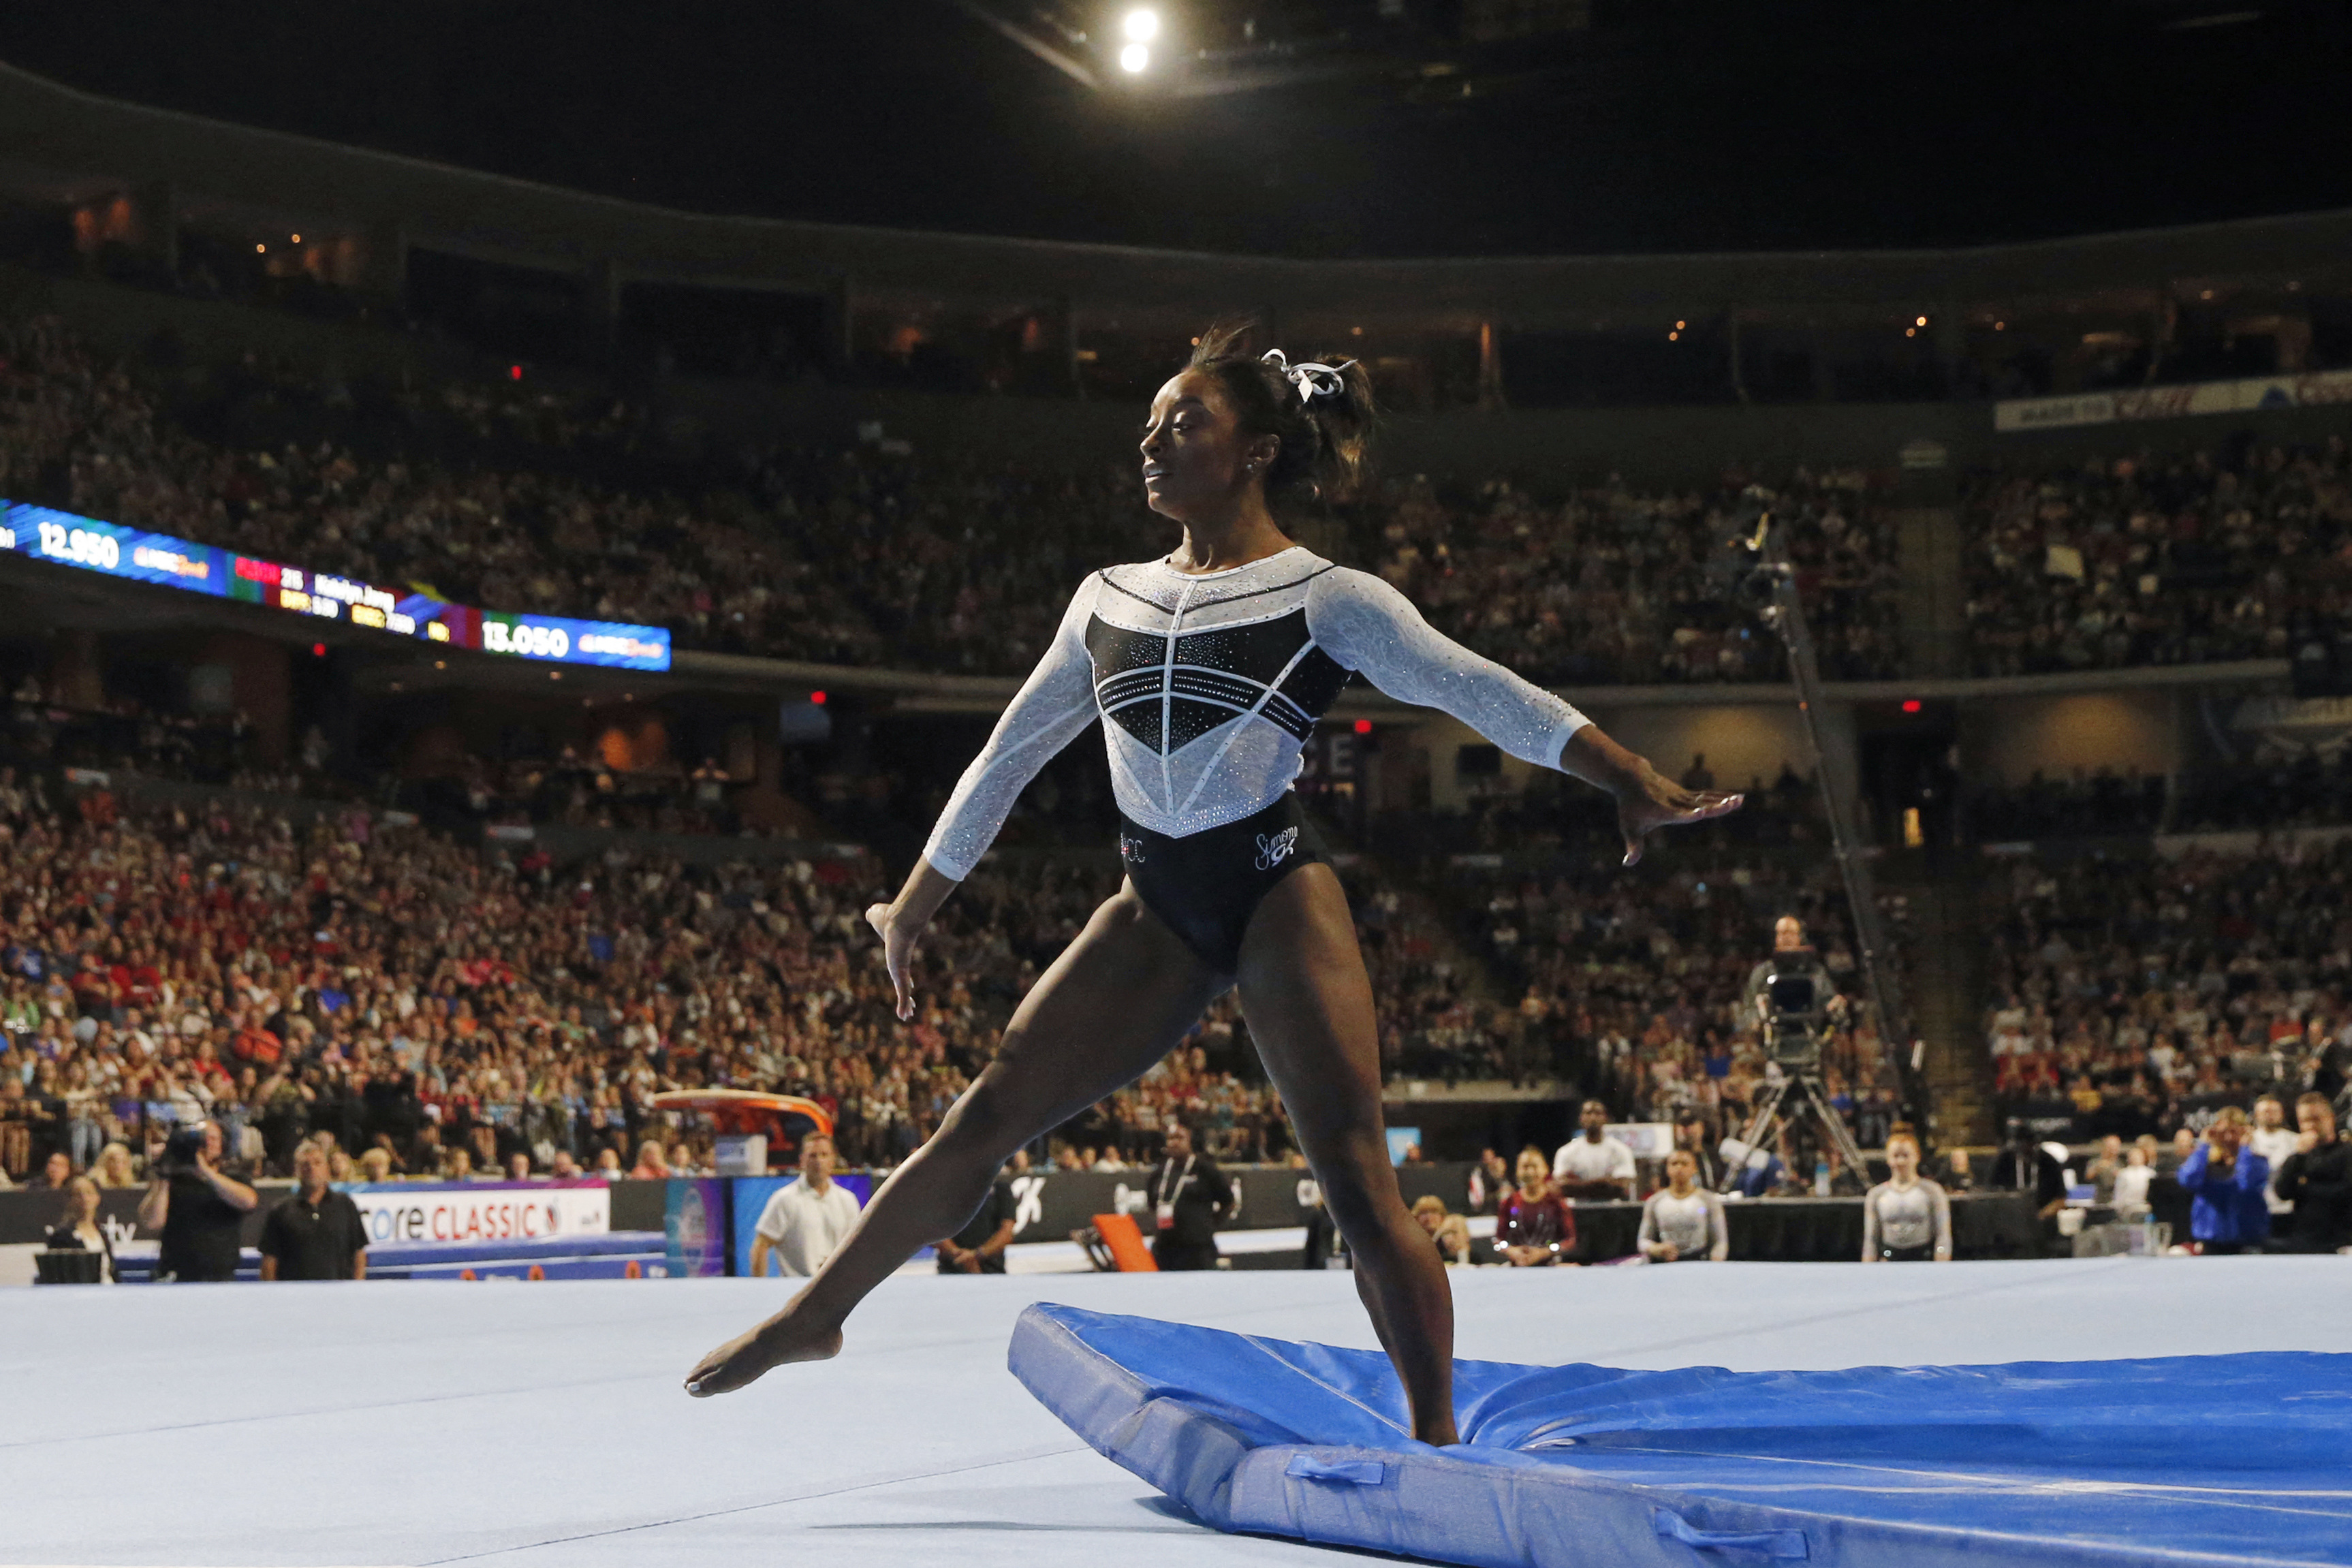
[2270,1093,2352,1254]
[260,1143,369,1281]
[1672,1113,1721,1193]
[937,1162,1017,1274]
[136,1121,257,1283]
[1987,1118,2071,1255]
[1146,1121,1232,1272]
[1988,1119,2068,1210]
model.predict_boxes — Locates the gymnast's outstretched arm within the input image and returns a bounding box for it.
[1306,568,1742,863]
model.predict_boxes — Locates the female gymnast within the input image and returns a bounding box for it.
[687,325,1741,1444]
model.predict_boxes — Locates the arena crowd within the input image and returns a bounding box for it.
[1963,438,2352,677]
[0,794,1292,1186]
[0,313,1905,687]
[1983,840,2352,1137]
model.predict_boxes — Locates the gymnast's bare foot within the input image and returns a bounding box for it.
[685,1305,843,1396]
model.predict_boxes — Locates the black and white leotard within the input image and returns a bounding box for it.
[921,546,1590,880]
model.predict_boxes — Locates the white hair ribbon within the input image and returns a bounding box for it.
[1261,348,1358,404]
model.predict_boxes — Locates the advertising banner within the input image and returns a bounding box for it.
[2225,693,2352,759]
[1994,366,2352,433]
[343,1180,610,1247]
[0,1182,291,1247]
[729,1174,875,1278]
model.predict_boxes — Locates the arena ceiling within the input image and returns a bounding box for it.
[0,0,2347,257]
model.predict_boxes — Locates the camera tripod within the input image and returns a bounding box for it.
[1723,1059,1872,1195]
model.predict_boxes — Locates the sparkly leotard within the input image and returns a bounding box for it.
[921,547,1590,880]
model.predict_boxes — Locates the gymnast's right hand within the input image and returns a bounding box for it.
[866,859,956,1022]
[866,902,923,1021]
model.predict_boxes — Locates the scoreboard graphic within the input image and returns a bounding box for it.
[1,500,670,672]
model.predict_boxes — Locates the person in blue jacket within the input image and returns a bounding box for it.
[2176,1106,2270,1255]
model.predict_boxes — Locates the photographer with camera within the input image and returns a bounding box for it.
[135,1121,257,1283]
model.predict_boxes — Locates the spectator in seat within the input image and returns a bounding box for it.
[2084,1135,2126,1206]
[631,1140,672,1180]
[1411,1194,1473,1264]
[506,1152,534,1182]
[937,1159,1017,1274]
[2248,1095,2300,1223]
[1552,1100,1635,1201]
[1144,1121,1232,1272]
[136,1121,256,1283]
[550,1150,582,1180]
[356,1148,392,1182]
[2176,1107,2270,1255]
[45,1174,115,1283]
[1862,1131,1951,1261]
[260,1143,369,1281]
[1495,1146,1578,1266]
[2268,1093,2350,1253]
[749,1135,862,1279]
[1672,1114,1721,1192]
[1729,1129,1792,1199]
[1639,1149,1728,1262]
[1465,1147,1511,1214]
[93,1142,136,1189]
[2112,1142,2156,1217]
[591,1148,624,1180]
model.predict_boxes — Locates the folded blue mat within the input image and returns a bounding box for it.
[1008,1302,2352,1567]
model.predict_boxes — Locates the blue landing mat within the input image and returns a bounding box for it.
[1008,1302,2352,1567]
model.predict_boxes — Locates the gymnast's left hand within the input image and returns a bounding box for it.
[1614,770,1742,868]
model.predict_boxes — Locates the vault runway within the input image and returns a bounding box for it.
[4,1256,2345,1567]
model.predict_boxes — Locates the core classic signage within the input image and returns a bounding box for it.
[344,1180,611,1246]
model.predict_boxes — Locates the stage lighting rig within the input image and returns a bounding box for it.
[944,0,1597,99]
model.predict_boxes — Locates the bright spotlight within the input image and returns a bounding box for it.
[1122,8,1159,42]
[1119,40,1150,71]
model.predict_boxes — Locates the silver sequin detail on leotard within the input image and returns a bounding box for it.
[920,546,1590,879]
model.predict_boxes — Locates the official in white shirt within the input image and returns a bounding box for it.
[750,1135,864,1278]
[1552,1099,1636,1199]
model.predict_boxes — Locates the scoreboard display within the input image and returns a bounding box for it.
[1,500,671,672]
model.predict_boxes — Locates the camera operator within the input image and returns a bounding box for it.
[135,1121,257,1283]
[1743,915,1846,1048]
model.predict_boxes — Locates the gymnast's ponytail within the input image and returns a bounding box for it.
[1186,322,1377,506]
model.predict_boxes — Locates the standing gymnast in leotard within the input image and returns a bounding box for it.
[687,324,1742,1444]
